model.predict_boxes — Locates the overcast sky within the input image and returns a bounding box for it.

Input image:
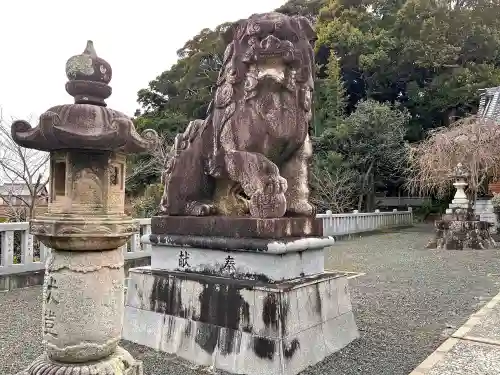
[0,0,287,123]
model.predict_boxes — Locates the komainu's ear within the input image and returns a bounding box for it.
[222,19,246,45]
[294,16,316,41]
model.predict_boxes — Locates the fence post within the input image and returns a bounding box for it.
[130,233,141,254]
[142,220,152,253]
[1,230,14,266]
[21,230,34,264]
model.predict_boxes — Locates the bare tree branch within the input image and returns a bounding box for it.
[406,115,500,201]
[126,133,172,184]
[310,166,357,214]
[0,109,49,221]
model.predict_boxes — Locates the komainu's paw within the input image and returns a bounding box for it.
[186,202,215,216]
[262,175,288,195]
[249,191,286,218]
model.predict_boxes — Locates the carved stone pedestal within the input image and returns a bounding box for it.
[426,208,496,250]
[426,219,495,250]
[123,216,359,375]
[15,248,144,375]
[18,347,143,375]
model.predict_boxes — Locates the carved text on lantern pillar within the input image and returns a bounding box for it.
[43,309,58,338]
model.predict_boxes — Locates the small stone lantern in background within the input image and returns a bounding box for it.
[447,162,470,213]
[428,162,495,250]
[11,41,157,375]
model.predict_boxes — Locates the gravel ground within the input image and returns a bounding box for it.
[2,224,500,375]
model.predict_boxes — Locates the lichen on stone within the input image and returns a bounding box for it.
[66,55,94,78]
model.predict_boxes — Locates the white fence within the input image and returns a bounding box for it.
[0,210,412,276]
[318,208,413,237]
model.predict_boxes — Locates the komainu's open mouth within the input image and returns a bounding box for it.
[256,58,286,83]
[252,35,295,84]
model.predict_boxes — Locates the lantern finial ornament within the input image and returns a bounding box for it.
[65,40,113,106]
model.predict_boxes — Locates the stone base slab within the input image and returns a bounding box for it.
[16,346,143,375]
[123,268,359,375]
[145,234,335,253]
[147,242,328,282]
[151,216,323,238]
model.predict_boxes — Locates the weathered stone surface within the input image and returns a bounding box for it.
[426,219,495,250]
[17,346,142,375]
[151,215,323,238]
[160,12,317,218]
[11,42,157,153]
[43,248,124,362]
[123,268,359,375]
[10,40,156,374]
[145,229,335,281]
[148,243,326,281]
[147,234,334,253]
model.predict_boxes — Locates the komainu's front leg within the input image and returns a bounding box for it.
[213,149,288,218]
[280,135,315,216]
[160,123,215,216]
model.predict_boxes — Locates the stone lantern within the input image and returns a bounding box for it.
[447,162,470,212]
[427,163,495,250]
[11,41,157,375]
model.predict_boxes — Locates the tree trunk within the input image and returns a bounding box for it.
[29,202,35,220]
[357,193,364,212]
[366,172,375,212]
[358,161,375,212]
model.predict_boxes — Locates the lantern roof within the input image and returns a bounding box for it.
[11,40,157,153]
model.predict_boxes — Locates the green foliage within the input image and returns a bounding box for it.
[126,153,157,195]
[276,0,326,22]
[128,0,500,211]
[135,111,189,144]
[126,111,187,193]
[315,0,500,140]
[136,23,230,121]
[316,99,410,210]
[413,197,450,222]
[131,183,164,218]
[313,53,346,136]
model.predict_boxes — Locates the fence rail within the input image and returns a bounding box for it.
[318,208,413,237]
[0,210,412,279]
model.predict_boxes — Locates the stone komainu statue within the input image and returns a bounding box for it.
[161,12,316,218]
